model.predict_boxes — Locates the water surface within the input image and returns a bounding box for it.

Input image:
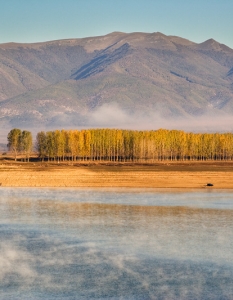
[0,188,233,299]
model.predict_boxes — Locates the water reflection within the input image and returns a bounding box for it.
[0,188,233,299]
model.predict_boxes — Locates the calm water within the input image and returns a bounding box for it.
[0,188,233,299]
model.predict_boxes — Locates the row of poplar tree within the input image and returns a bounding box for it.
[7,128,233,162]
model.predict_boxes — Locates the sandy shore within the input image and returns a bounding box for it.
[0,161,233,188]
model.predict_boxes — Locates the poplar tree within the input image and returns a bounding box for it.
[35,128,233,163]
[20,130,33,162]
[7,128,22,161]
[36,131,47,161]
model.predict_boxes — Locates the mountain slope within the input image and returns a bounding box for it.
[0,32,233,129]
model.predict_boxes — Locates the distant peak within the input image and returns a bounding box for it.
[208,38,215,42]
[106,31,126,36]
[197,38,222,50]
[148,32,167,38]
[154,32,167,37]
[202,38,218,44]
[197,38,233,52]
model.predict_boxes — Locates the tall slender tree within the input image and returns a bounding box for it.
[7,128,22,161]
[36,131,47,161]
[20,130,33,162]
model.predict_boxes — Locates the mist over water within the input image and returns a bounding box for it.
[0,188,233,299]
[1,103,233,144]
[88,103,233,132]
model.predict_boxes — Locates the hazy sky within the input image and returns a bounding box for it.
[0,0,232,48]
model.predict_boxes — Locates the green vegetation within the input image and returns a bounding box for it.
[7,128,32,161]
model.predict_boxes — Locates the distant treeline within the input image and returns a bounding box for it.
[35,128,233,162]
[7,128,233,162]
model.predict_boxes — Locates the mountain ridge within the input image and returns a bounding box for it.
[0,32,233,130]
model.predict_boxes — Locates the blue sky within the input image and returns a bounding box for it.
[0,0,232,48]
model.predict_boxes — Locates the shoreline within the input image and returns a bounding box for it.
[1,161,233,188]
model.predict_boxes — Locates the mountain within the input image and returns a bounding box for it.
[0,32,233,130]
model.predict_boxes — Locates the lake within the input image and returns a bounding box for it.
[0,188,233,299]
